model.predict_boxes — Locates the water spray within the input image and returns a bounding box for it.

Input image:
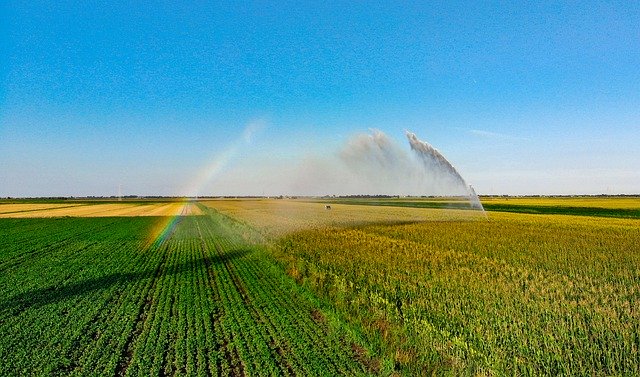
[405,131,486,217]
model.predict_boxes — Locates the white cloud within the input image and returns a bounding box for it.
[461,128,530,141]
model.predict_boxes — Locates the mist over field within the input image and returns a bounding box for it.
[211,130,473,197]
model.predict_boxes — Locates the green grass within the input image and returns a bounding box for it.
[0,211,372,376]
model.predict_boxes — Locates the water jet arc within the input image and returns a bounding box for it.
[405,131,486,215]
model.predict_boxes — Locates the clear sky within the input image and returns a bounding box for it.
[1,2,639,197]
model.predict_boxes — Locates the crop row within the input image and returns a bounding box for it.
[0,210,370,375]
[0,217,159,375]
[192,209,370,376]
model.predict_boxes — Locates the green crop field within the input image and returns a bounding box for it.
[2,197,640,376]
[0,207,373,376]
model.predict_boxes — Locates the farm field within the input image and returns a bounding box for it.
[0,205,372,376]
[481,196,640,209]
[206,198,640,375]
[203,199,485,237]
[318,196,640,219]
[0,203,85,214]
[3,197,639,375]
[0,202,202,218]
[480,196,640,218]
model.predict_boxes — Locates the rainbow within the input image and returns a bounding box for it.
[144,120,264,248]
[144,198,192,249]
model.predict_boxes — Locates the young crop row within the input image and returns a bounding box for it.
[0,217,160,375]
[0,209,371,376]
[192,209,372,376]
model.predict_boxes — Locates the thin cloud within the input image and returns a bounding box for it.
[460,128,530,141]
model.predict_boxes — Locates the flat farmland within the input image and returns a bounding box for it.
[207,198,640,375]
[3,198,639,375]
[479,196,640,218]
[203,199,484,237]
[0,202,202,218]
[0,204,371,376]
[0,203,84,214]
[310,196,640,219]
[482,196,640,209]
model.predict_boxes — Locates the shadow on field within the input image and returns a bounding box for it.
[0,248,250,315]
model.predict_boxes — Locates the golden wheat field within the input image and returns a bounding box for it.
[206,198,640,375]
[0,203,84,214]
[0,202,202,218]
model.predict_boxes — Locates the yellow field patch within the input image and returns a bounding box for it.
[0,202,202,218]
[0,203,84,214]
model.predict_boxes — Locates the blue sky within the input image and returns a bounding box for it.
[1,2,639,196]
